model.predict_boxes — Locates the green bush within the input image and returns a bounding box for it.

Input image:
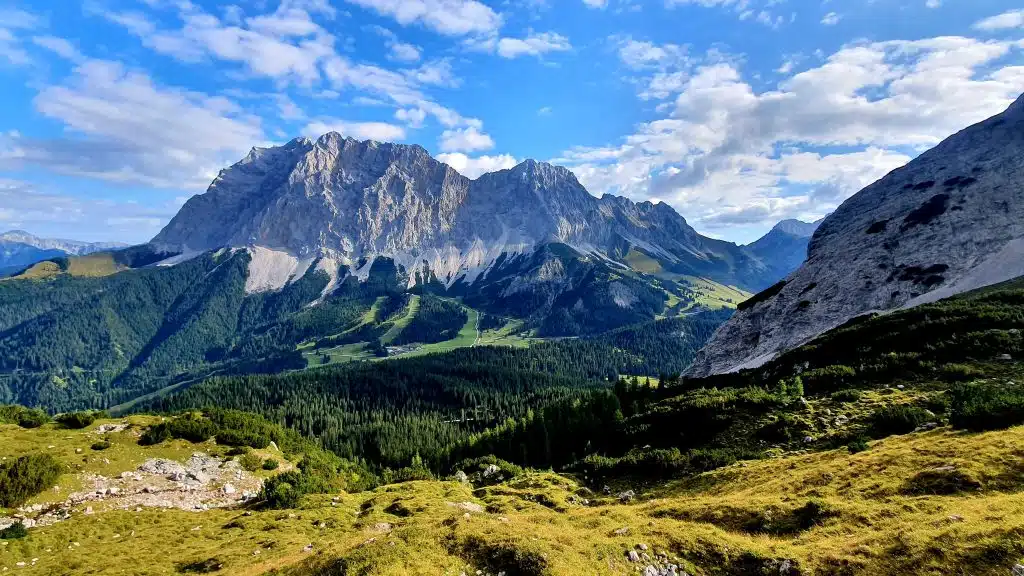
[239,453,262,472]
[846,437,869,453]
[0,406,50,429]
[939,363,983,382]
[261,458,279,471]
[138,422,172,446]
[55,411,97,429]
[830,389,862,403]
[0,453,63,507]
[91,440,111,451]
[949,381,1024,431]
[868,405,930,438]
[0,523,28,539]
[168,415,218,443]
[216,429,270,449]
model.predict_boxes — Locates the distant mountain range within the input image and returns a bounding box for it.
[745,218,823,284]
[0,231,126,275]
[688,93,1024,376]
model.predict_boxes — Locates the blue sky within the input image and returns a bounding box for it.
[0,0,1022,244]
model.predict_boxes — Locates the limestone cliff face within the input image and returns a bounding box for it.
[688,94,1024,377]
[151,133,769,293]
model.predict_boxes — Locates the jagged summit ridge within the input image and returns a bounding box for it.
[151,133,768,293]
[688,94,1024,377]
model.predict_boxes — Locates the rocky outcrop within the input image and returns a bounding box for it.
[688,94,1024,377]
[150,134,771,294]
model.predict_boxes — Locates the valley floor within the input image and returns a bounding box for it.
[2,418,1023,575]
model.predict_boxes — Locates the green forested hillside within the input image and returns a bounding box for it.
[0,244,733,412]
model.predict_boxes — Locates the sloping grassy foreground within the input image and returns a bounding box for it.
[2,419,1023,575]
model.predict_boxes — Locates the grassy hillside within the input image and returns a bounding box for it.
[2,413,1023,575]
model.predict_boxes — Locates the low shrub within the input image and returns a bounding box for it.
[868,405,930,438]
[168,415,218,443]
[138,422,172,446]
[0,406,50,429]
[0,453,63,507]
[216,429,270,449]
[55,411,98,429]
[0,523,28,539]
[949,381,1024,431]
[91,440,111,451]
[830,389,862,403]
[262,458,280,471]
[846,437,869,453]
[939,363,984,382]
[239,453,262,472]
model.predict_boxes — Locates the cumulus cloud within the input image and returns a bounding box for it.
[559,36,1024,234]
[436,152,517,178]
[372,26,422,63]
[344,0,501,36]
[439,126,495,152]
[0,59,263,189]
[973,9,1024,31]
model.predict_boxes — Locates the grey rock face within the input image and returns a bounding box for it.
[745,218,823,283]
[688,94,1024,377]
[150,133,771,292]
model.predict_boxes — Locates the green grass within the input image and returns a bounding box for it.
[678,275,751,310]
[388,305,480,359]
[4,421,1024,575]
[379,295,421,345]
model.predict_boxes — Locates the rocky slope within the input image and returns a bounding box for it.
[688,94,1024,376]
[151,134,772,295]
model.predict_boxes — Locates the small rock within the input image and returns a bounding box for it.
[108,487,119,496]
[948,515,964,522]
[373,523,393,532]
[83,506,94,515]
[997,353,1013,361]
[303,544,314,553]
[612,527,629,536]
[1012,564,1024,576]
[75,449,83,454]
[454,470,469,483]
[627,550,641,563]
[617,490,635,503]
[803,436,815,444]
[252,549,261,556]
[637,543,648,551]
[482,464,500,478]
[222,483,236,495]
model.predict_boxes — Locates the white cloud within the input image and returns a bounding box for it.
[973,9,1024,31]
[558,35,1024,233]
[372,25,422,62]
[389,41,421,62]
[538,106,553,116]
[820,12,840,26]
[32,35,82,61]
[0,7,40,66]
[1,59,263,189]
[395,107,427,127]
[439,126,495,152]
[344,0,502,36]
[436,152,517,178]
[304,119,407,141]
[0,179,176,244]
[925,0,940,8]
[617,38,688,70]
[98,3,337,85]
[467,30,572,59]
[583,0,608,8]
